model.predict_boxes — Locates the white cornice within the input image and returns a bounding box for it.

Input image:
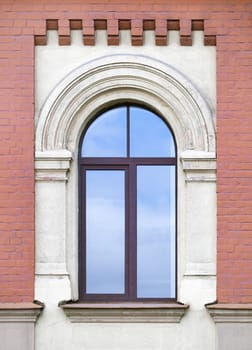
[180,150,216,182]
[35,150,72,181]
[60,302,189,323]
[206,304,252,323]
[0,303,43,323]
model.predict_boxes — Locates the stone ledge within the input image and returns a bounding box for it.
[180,151,216,182]
[35,150,72,181]
[206,303,252,323]
[0,302,44,323]
[60,302,189,323]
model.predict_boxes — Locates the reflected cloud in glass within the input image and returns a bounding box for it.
[81,104,177,300]
[82,107,127,157]
[130,107,175,157]
[86,170,125,294]
[137,166,176,298]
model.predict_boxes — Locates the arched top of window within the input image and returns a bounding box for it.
[79,104,177,301]
[81,106,176,158]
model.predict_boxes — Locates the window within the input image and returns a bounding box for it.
[79,105,177,302]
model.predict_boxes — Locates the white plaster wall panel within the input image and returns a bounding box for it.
[35,54,215,297]
[35,28,216,350]
[0,323,34,350]
[35,309,216,350]
[179,277,216,309]
[69,320,212,350]
[35,30,216,123]
[185,181,216,275]
[217,324,252,350]
[35,308,211,350]
[35,277,71,350]
[35,55,215,153]
[35,181,66,265]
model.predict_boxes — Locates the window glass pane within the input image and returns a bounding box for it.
[86,170,125,294]
[137,166,176,298]
[130,107,175,157]
[81,107,127,157]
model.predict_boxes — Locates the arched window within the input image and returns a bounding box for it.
[79,105,177,301]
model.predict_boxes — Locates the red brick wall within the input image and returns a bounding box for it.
[0,25,35,302]
[0,0,251,303]
[216,15,252,303]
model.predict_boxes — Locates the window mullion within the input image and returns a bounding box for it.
[127,105,130,157]
[79,166,86,298]
[128,162,137,300]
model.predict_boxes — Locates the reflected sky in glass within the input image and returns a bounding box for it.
[81,105,176,158]
[137,166,176,298]
[86,170,125,294]
[82,107,127,157]
[82,105,177,298]
[130,107,175,157]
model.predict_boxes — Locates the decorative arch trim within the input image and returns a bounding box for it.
[35,54,215,155]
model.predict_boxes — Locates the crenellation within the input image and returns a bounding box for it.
[34,18,216,47]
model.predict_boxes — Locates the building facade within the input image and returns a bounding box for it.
[0,1,252,349]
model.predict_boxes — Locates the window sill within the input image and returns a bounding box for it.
[60,301,189,323]
[206,303,252,323]
[0,302,44,323]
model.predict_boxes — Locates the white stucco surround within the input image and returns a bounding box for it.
[35,30,216,350]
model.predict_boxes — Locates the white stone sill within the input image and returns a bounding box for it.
[0,302,44,323]
[206,303,252,323]
[60,302,189,323]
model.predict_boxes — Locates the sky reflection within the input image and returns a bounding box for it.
[137,166,176,298]
[82,107,127,157]
[82,106,176,298]
[82,106,175,158]
[130,107,175,157]
[86,170,125,294]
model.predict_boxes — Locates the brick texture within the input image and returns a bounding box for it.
[0,0,252,303]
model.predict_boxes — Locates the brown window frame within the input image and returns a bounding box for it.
[78,105,177,302]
